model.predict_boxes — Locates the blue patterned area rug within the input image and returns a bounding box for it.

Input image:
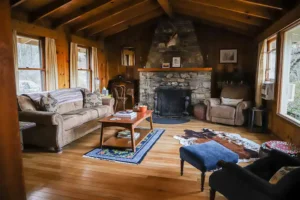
[83,128,165,164]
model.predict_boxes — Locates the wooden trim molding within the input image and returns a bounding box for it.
[137,68,212,72]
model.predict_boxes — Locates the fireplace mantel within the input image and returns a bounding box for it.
[137,68,212,72]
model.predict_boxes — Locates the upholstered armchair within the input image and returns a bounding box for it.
[209,150,300,200]
[204,85,251,126]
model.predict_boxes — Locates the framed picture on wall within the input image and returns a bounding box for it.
[162,63,170,68]
[220,49,238,64]
[172,57,181,68]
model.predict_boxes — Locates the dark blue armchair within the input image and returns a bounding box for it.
[209,150,300,200]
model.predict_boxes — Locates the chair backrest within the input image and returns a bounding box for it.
[276,168,300,199]
[221,85,251,101]
[113,85,126,99]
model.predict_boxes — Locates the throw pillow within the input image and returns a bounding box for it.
[269,166,300,184]
[221,97,243,106]
[40,94,59,112]
[83,91,102,108]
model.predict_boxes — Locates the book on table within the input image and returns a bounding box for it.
[117,130,140,140]
[113,111,137,119]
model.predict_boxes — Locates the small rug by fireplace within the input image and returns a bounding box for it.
[174,128,260,162]
[83,128,165,164]
[146,115,190,124]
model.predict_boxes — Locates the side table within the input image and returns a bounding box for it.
[248,107,268,133]
[19,121,36,150]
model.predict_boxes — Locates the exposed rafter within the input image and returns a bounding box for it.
[157,0,173,17]
[72,0,143,33]
[237,0,283,10]
[87,1,160,36]
[180,0,277,20]
[176,7,258,36]
[173,0,268,27]
[52,0,110,28]
[101,9,163,38]
[30,0,72,23]
[10,0,27,8]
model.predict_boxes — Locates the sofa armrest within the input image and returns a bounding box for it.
[236,101,251,110]
[204,98,220,121]
[217,160,275,197]
[204,98,221,107]
[19,111,63,126]
[102,97,115,115]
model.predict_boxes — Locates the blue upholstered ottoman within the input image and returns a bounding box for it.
[179,140,238,191]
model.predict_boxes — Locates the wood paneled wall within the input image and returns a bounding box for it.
[104,20,256,97]
[104,20,157,81]
[11,20,106,89]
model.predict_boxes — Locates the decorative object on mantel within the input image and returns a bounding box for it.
[161,63,170,68]
[172,57,181,68]
[220,49,238,64]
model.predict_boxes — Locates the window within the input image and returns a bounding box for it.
[265,38,277,82]
[17,35,44,94]
[77,46,91,90]
[279,24,300,125]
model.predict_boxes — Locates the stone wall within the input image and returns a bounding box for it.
[139,71,211,109]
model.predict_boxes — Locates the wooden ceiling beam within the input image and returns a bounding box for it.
[101,9,163,37]
[87,0,160,36]
[176,7,258,35]
[178,0,277,20]
[30,0,72,23]
[173,0,269,27]
[72,0,144,32]
[237,0,283,10]
[52,0,110,28]
[10,0,26,8]
[157,0,173,17]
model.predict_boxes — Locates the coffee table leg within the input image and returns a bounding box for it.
[100,123,104,148]
[150,114,154,131]
[131,125,136,152]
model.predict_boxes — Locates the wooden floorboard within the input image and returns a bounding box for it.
[23,119,276,200]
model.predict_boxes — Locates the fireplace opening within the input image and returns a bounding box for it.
[154,87,191,117]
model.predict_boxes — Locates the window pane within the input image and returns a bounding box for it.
[268,50,276,81]
[17,36,41,69]
[78,70,89,89]
[280,25,300,124]
[78,47,88,69]
[18,70,43,94]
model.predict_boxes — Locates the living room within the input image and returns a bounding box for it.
[1,0,300,200]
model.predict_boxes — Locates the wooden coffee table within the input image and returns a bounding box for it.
[99,110,153,152]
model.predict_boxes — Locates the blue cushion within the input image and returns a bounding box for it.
[180,140,238,171]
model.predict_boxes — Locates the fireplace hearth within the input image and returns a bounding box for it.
[154,87,191,116]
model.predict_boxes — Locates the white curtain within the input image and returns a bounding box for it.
[12,30,19,93]
[255,40,267,107]
[70,42,78,88]
[91,47,99,92]
[45,38,58,91]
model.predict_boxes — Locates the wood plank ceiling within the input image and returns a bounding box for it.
[10,0,300,39]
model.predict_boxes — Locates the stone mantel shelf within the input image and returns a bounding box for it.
[138,68,212,72]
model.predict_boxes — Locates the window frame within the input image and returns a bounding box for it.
[265,37,277,82]
[17,34,46,92]
[77,45,92,91]
[277,24,300,127]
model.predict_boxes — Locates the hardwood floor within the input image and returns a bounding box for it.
[23,119,276,200]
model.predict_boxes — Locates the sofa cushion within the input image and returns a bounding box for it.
[57,100,83,114]
[83,91,102,108]
[62,106,109,130]
[211,105,236,119]
[17,95,37,111]
[221,97,243,106]
[40,94,59,112]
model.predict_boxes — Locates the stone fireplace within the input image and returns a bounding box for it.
[139,17,211,115]
[139,71,211,113]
